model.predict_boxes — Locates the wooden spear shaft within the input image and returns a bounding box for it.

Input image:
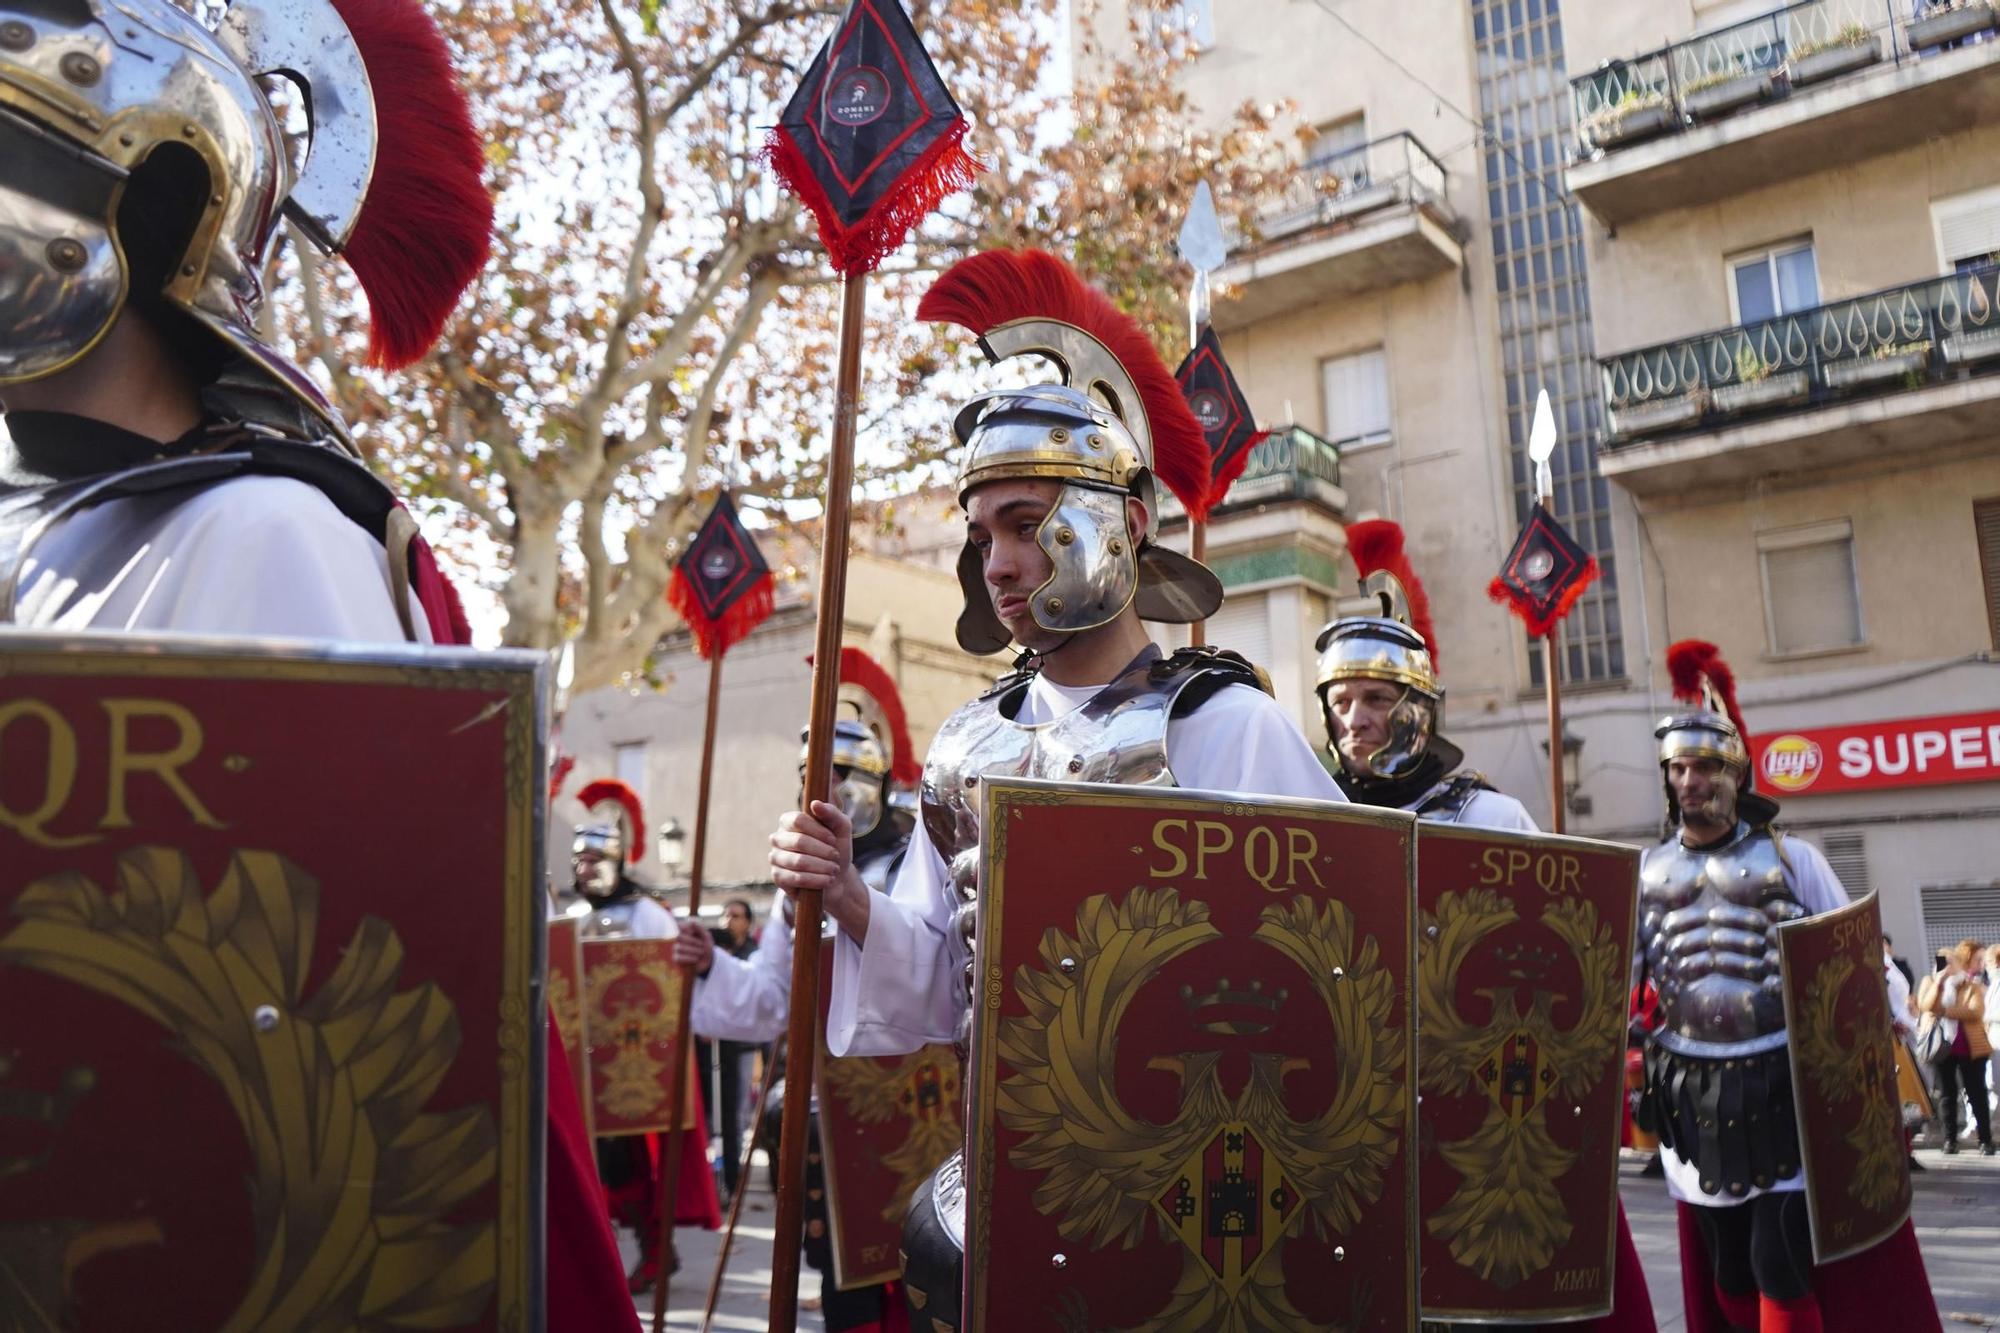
[698,1036,784,1333]
[1546,621,1566,836]
[770,271,869,1332]
[1189,520,1208,647]
[652,646,727,1331]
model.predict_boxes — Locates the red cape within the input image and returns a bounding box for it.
[546,1030,644,1331]
[1672,1205,1940,1332]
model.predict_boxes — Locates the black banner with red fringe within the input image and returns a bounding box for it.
[763,0,981,276]
[1175,323,1267,511]
[667,491,774,660]
[1488,501,1601,637]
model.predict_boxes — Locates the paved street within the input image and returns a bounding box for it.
[636,1143,2000,1330]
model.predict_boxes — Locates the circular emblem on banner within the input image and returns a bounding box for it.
[701,548,739,581]
[1187,389,1228,435]
[1761,735,1824,792]
[825,66,891,127]
[1521,550,1555,581]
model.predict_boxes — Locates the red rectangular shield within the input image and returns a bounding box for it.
[0,631,545,1332]
[549,917,594,1139]
[815,950,964,1289]
[1777,891,1913,1265]
[1414,825,1639,1323]
[965,778,1417,1331]
[581,936,696,1136]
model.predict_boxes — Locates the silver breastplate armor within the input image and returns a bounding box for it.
[1639,823,1805,1057]
[920,650,1249,1042]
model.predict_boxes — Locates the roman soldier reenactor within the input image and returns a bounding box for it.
[1317,518,1535,829]
[1639,642,1940,1333]
[764,249,1346,1328]
[1316,521,1658,1331]
[0,0,636,1323]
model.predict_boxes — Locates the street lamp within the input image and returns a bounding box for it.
[658,818,686,879]
[1541,728,1592,817]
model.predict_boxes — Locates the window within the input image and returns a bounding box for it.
[1932,186,2000,273]
[1306,115,1368,172]
[1149,0,1214,51]
[613,741,649,821]
[1977,497,2000,649]
[1920,882,2000,965]
[1818,831,1871,897]
[1205,593,1271,671]
[1758,520,1863,655]
[1729,241,1820,324]
[1322,349,1392,450]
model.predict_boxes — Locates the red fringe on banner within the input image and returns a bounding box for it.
[1486,554,1601,638]
[668,564,775,662]
[1208,428,1268,513]
[764,118,983,278]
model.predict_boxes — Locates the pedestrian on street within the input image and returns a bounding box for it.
[1918,939,1994,1156]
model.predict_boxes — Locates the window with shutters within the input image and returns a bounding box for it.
[1758,519,1863,655]
[1322,349,1392,452]
[1818,830,1871,898]
[1205,593,1271,672]
[1977,498,2000,650]
[1919,883,2000,964]
[1932,186,2000,272]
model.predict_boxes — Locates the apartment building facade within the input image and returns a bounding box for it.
[1104,0,2000,953]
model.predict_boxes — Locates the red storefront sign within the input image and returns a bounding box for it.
[1751,710,2000,796]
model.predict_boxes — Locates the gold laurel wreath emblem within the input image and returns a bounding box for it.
[1417,889,1624,1290]
[549,966,583,1057]
[1794,955,1905,1215]
[995,886,1403,1333]
[0,847,498,1330]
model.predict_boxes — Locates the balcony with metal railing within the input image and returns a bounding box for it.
[1211,132,1463,331]
[1567,0,2000,225]
[1596,264,2000,494]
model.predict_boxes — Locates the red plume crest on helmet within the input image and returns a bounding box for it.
[916,249,1213,518]
[576,778,645,865]
[1667,639,1750,743]
[329,0,494,368]
[839,647,920,786]
[1345,519,1438,669]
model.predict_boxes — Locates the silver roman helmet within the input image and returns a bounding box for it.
[0,0,490,443]
[800,646,919,841]
[1314,519,1454,780]
[915,249,1223,655]
[1656,638,1778,827]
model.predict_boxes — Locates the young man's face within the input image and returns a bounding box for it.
[1324,678,1406,774]
[965,479,1065,652]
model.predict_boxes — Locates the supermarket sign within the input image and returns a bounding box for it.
[1751,710,2000,796]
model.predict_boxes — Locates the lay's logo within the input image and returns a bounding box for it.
[1761,735,1824,792]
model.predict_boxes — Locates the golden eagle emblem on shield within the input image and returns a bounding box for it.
[1416,888,1624,1290]
[994,886,1403,1331]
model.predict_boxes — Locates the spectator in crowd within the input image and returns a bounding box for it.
[710,898,760,1203]
[1886,934,1917,992]
[1918,939,1994,1155]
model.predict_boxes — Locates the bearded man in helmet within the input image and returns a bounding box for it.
[765,249,1345,1329]
[1638,642,1939,1333]
[0,1,634,1324]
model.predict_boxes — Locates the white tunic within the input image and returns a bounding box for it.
[829,677,1347,1057]
[1661,832,1849,1207]
[16,475,425,642]
[690,907,795,1044]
